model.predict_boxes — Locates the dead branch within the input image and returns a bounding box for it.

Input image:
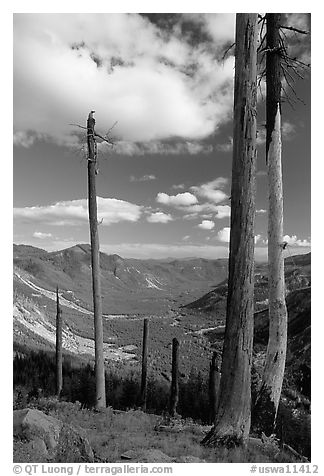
[69,123,115,146]
[69,123,88,130]
[222,42,235,60]
[105,120,118,137]
[279,25,310,35]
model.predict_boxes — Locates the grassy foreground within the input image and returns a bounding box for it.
[14,396,303,463]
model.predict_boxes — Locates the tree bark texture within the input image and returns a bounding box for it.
[169,338,179,417]
[253,13,288,434]
[87,112,106,409]
[202,13,257,447]
[56,285,63,397]
[140,318,149,411]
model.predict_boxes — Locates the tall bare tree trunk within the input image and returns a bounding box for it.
[87,111,106,409]
[209,352,221,424]
[169,337,179,417]
[140,318,149,411]
[254,13,288,434]
[202,13,257,447]
[56,285,63,397]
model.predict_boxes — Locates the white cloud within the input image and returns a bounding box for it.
[215,205,231,219]
[100,140,213,156]
[283,235,311,247]
[14,197,142,226]
[156,192,198,207]
[130,174,156,182]
[172,183,185,190]
[282,121,296,139]
[174,202,230,218]
[198,220,215,230]
[147,212,173,224]
[13,131,39,148]
[33,231,53,239]
[217,227,231,243]
[256,209,267,214]
[254,234,261,244]
[216,137,233,152]
[191,177,229,203]
[257,121,296,146]
[14,14,235,146]
[183,14,235,45]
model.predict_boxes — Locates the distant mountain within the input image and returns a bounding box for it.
[183,252,311,314]
[13,243,228,314]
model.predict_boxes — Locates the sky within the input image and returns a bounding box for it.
[13,12,311,260]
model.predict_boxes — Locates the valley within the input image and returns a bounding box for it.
[13,244,311,386]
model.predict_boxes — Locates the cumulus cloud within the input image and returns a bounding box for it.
[14,197,142,226]
[147,212,173,223]
[283,235,311,247]
[217,227,231,243]
[198,220,215,230]
[130,174,156,182]
[191,177,229,203]
[14,13,235,147]
[156,192,198,207]
[33,231,53,239]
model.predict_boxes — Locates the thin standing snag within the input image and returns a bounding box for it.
[169,337,179,417]
[56,285,63,397]
[253,13,288,435]
[140,318,149,411]
[87,111,106,409]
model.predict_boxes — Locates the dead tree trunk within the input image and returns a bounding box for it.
[253,13,288,434]
[202,13,258,447]
[169,338,179,417]
[209,352,221,424]
[140,318,149,411]
[87,111,106,409]
[55,285,63,397]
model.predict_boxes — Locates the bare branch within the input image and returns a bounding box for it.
[94,131,114,145]
[105,121,118,136]
[222,42,235,61]
[279,25,310,35]
[257,18,267,53]
[69,122,115,146]
[259,46,282,54]
[69,123,88,130]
